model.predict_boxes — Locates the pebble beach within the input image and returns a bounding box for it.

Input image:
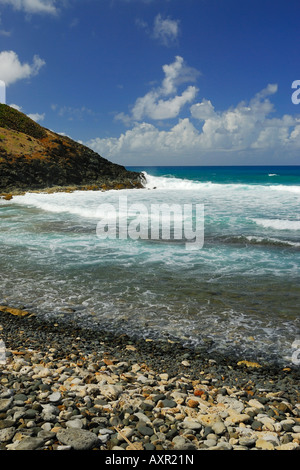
[0,308,300,452]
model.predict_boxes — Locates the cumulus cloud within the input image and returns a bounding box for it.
[116,56,200,123]
[152,14,180,46]
[0,0,58,15]
[136,13,180,47]
[87,72,300,165]
[190,99,215,120]
[0,50,45,86]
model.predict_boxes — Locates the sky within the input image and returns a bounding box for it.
[0,0,300,166]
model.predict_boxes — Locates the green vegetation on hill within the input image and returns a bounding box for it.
[0,104,47,139]
[0,104,144,194]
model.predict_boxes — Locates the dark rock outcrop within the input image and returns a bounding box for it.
[0,104,144,194]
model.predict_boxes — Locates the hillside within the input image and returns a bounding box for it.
[0,104,144,195]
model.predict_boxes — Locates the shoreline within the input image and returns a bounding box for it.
[0,178,146,200]
[1,308,299,451]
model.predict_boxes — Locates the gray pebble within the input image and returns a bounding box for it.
[56,428,100,450]
[13,437,45,450]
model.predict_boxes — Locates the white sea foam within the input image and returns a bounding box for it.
[143,171,300,195]
[252,218,300,231]
[143,171,203,190]
[11,191,114,219]
[269,184,300,194]
[142,171,255,192]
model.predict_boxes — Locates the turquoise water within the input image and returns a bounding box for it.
[0,166,299,365]
[129,165,300,186]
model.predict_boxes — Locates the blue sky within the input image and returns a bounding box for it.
[0,0,300,166]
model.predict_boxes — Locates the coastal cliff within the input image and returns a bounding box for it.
[0,104,144,195]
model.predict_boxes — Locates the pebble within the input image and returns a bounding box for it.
[56,428,99,450]
[0,312,300,451]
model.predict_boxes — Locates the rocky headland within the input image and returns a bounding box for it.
[0,104,144,197]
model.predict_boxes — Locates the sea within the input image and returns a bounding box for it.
[0,165,299,366]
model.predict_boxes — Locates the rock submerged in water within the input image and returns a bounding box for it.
[0,104,145,195]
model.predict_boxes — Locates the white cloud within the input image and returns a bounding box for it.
[53,104,95,121]
[0,51,45,86]
[87,76,300,165]
[27,112,45,122]
[152,14,180,46]
[131,85,197,121]
[9,103,22,111]
[0,0,58,15]
[117,56,199,123]
[9,103,45,122]
[190,99,215,120]
[136,13,180,47]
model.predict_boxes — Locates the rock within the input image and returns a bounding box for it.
[276,442,300,450]
[159,373,169,381]
[217,395,244,413]
[56,428,99,450]
[186,398,200,408]
[137,424,154,436]
[117,427,135,441]
[140,400,155,411]
[225,410,250,425]
[161,399,177,408]
[182,417,202,430]
[13,437,45,450]
[239,435,257,447]
[197,413,221,427]
[211,421,226,435]
[251,420,263,431]
[248,399,265,410]
[66,418,84,429]
[181,360,190,367]
[49,391,62,403]
[212,441,233,450]
[280,419,295,432]
[203,438,218,448]
[0,397,13,412]
[0,419,15,429]
[13,393,28,402]
[0,427,16,443]
[41,403,58,422]
[172,436,187,449]
[256,438,274,450]
[99,384,123,400]
[134,412,151,423]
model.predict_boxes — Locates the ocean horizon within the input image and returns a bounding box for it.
[0,165,299,366]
